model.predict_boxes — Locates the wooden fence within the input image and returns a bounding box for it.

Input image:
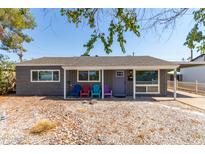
[167,80,205,95]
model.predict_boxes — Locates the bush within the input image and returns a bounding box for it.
[0,54,15,95]
[30,119,57,134]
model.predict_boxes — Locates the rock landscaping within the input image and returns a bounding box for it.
[0,96,205,144]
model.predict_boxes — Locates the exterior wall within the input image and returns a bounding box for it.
[16,67,168,97]
[104,70,114,91]
[16,66,64,96]
[126,70,133,96]
[160,70,167,96]
[181,66,205,83]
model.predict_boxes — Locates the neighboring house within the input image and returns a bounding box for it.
[191,54,205,62]
[180,54,205,83]
[167,71,182,81]
[15,56,177,99]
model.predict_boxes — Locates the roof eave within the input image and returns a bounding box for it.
[16,64,63,66]
[62,65,179,70]
[16,64,179,70]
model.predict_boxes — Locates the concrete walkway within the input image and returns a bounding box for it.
[153,90,205,111]
[176,91,205,111]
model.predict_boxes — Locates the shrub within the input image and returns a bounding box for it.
[0,54,15,95]
[192,132,201,140]
[76,108,87,113]
[30,119,57,134]
[149,128,157,133]
[137,132,145,140]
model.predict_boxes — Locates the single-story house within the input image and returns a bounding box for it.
[16,56,179,99]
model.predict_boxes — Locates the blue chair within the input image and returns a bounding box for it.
[91,84,101,98]
[70,84,81,97]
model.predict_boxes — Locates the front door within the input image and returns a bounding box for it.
[114,70,125,97]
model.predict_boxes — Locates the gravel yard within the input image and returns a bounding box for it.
[0,96,205,145]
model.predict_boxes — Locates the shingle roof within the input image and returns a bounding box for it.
[173,61,205,68]
[16,56,177,68]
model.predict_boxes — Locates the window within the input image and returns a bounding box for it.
[79,71,88,81]
[32,71,38,81]
[89,71,99,81]
[116,71,124,78]
[135,70,159,94]
[136,70,158,84]
[78,70,100,82]
[53,71,60,81]
[39,71,52,81]
[31,70,60,82]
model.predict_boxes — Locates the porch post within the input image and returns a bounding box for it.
[173,68,177,100]
[133,69,136,99]
[64,69,66,99]
[102,69,104,99]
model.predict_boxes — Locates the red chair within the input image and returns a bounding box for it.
[80,84,90,97]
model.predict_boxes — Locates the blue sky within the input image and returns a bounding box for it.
[2,8,200,62]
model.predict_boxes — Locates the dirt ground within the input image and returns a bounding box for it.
[0,96,205,145]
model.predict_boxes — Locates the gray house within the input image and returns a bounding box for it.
[16,56,178,99]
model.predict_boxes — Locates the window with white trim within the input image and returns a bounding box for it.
[135,70,159,94]
[136,70,158,84]
[31,70,60,82]
[78,70,100,82]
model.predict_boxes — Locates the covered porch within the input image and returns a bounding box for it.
[62,66,175,100]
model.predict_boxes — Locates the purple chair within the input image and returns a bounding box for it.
[104,85,112,98]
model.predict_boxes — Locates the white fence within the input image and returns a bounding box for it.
[168,80,205,95]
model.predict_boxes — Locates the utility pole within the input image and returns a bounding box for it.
[190,49,193,61]
[17,50,23,62]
